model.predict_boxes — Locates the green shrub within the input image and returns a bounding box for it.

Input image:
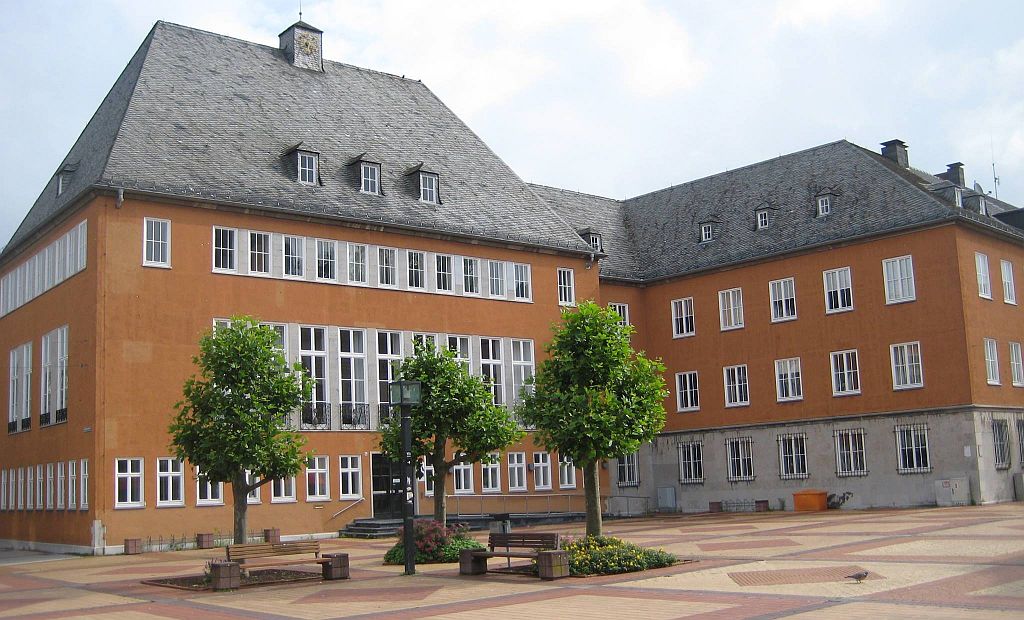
[383,519,485,565]
[562,535,676,575]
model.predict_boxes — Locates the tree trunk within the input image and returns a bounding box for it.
[433,462,448,525]
[584,459,603,537]
[231,472,249,544]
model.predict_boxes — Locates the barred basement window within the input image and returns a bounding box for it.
[895,424,931,473]
[726,437,754,481]
[678,441,703,484]
[834,428,867,477]
[993,419,1010,469]
[617,452,639,487]
[777,433,808,479]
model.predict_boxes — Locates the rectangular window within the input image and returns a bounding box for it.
[463,258,480,294]
[157,458,184,507]
[298,152,317,185]
[609,302,629,326]
[817,196,831,216]
[1002,260,1016,304]
[436,254,453,292]
[316,239,336,281]
[993,419,1010,469]
[407,251,425,289]
[347,243,368,284]
[361,162,380,194]
[718,288,744,330]
[1010,342,1023,387]
[835,429,867,477]
[883,255,916,303]
[513,263,532,300]
[617,452,639,487]
[533,452,552,490]
[143,218,170,267]
[823,266,853,313]
[377,329,403,409]
[671,297,695,337]
[488,261,505,297]
[977,252,991,298]
[700,224,713,242]
[452,457,473,494]
[985,338,1000,385]
[775,357,803,401]
[196,468,223,505]
[447,335,471,372]
[419,173,438,203]
[41,327,69,424]
[300,326,329,429]
[283,235,304,278]
[895,424,930,473]
[35,464,42,510]
[213,227,237,272]
[338,328,367,426]
[420,458,435,496]
[678,442,704,484]
[378,247,397,287]
[272,476,296,503]
[1018,419,1024,466]
[16,468,23,510]
[726,437,754,481]
[676,371,699,412]
[778,434,808,479]
[831,349,861,395]
[769,278,797,321]
[480,337,503,405]
[9,342,31,431]
[891,342,924,389]
[481,453,501,492]
[115,458,144,508]
[46,463,54,509]
[0,470,5,511]
[80,459,88,509]
[507,452,526,491]
[723,364,749,406]
[68,460,76,510]
[26,466,32,510]
[245,470,260,504]
[338,455,362,498]
[558,455,576,488]
[306,456,330,501]
[249,231,271,274]
[557,268,575,306]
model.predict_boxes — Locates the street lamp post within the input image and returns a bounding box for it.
[389,379,421,576]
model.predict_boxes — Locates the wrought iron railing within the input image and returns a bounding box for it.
[40,412,51,426]
[300,403,332,430]
[55,408,68,424]
[377,403,397,427]
[20,417,30,431]
[7,421,17,434]
[339,403,370,430]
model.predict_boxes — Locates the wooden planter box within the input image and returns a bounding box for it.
[537,550,570,580]
[793,490,828,512]
[123,538,142,555]
[321,553,350,580]
[755,499,770,512]
[708,501,723,513]
[196,533,214,549]
[209,561,240,591]
[263,528,281,544]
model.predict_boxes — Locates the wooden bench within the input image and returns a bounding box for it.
[459,532,568,580]
[223,540,350,580]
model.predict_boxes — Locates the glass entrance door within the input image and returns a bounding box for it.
[371,453,403,519]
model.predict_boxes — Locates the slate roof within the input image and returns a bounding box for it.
[2,21,592,262]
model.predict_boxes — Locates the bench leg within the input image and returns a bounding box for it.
[459,549,487,575]
[321,553,350,580]
[537,551,570,580]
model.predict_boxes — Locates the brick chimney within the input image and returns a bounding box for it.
[936,162,965,187]
[279,21,323,72]
[880,139,909,168]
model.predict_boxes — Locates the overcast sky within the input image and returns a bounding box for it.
[2,0,1022,250]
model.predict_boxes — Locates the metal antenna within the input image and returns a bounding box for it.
[299,0,303,21]
[991,136,1000,199]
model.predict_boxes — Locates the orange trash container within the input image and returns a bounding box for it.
[792,489,828,511]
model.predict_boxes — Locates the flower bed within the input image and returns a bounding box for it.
[383,519,485,564]
[562,535,676,575]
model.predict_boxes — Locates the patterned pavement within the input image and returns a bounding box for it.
[0,503,1021,618]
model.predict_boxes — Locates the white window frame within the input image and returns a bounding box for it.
[347,243,368,284]
[212,227,237,272]
[407,250,426,289]
[115,458,144,508]
[1010,342,1024,387]
[419,172,438,203]
[481,453,501,493]
[488,260,505,297]
[617,452,639,487]
[883,255,916,304]
[831,349,861,396]
[447,335,471,372]
[769,277,797,322]
[890,341,924,390]
[532,452,552,490]
[271,476,296,503]
[436,254,453,292]
[609,302,629,326]
[723,364,749,407]
[775,357,803,402]
[156,458,184,507]
[249,231,271,275]
[68,460,76,510]
[777,433,808,480]
[993,419,1010,469]
[143,218,171,267]
[726,437,755,481]
[283,235,304,279]
[420,458,435,496]
[480,337,504,405]
[26,466,32,510]
[300,326,329,424]
[671,297,695,337]
[676,371,699,412]
[245,470,261,504]
[79,459,88,509]
[817,195,831,216]
[338,455,362,499]
[338,328,367,421]
[895,423,931,473]
[513,263,532,300]
[823,266,853,313]
[9,342,32,430]
[507,452,527,492]
[0,469,6,512]
[298,151,317,185]
[305,455,330,501]
[835,428,867,477]
[678,441,704,484]
[557,267,575,306]
[718,288,744,330]
[378,247,398,288]
[977,252,992,299]
[35,464,42,511]
[700,223,713,242]
[558,455,576,489]
[452,457,474,494]
[360,162,381,194]
[1002,260,1016,304]
[463,257,481,295]
[195,467,224,506]
[46,463,54,510]
[985,338,1000,385]
[316,239,336,281]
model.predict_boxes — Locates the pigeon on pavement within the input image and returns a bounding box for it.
[846,571,869,583]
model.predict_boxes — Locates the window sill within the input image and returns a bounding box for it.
[776,397,803,403]
[196,502,225,507]
[885,297,916,305]
[893,384,924,391]
[836,471,869,478]
[305,498,331,503]
[270,498,297,504]
[142,263,171,269]
[770,316,798,324]
[825,307,854,315]
[677,408,700,413]
[779,474,809,480]
[114,503,146,510]
[897,468,932,475]
[672,333,696,339]
[156,503,185,508]
[725,402,750,408]
[720,325,745,332]
[679,479,704,485]
[832,391,861,398]
[726,476,756,483]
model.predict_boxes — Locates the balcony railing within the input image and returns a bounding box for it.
[7,421,17,434]
[55,408,68,424]
[40,412,51,426]
[20,417,30,431]
[377,403,397,427]
[339,403,370,430]
[300,403,332,430]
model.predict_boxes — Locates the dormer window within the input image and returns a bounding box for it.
[57,175,65,196]
[297,151,317,185]
[700,224,714,242]
[817,196,831,217]
[979,196,987,216]
[361,162,381,194]
[419,172,438,203]
[587,233,603,252]
[954,187,963,208]
[756,209,769,230]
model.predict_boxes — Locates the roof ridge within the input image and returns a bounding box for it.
[527,182,623,203]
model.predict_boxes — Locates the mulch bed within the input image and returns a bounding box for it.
[144,568,321,591]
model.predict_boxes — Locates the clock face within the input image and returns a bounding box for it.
[297,33,318,55]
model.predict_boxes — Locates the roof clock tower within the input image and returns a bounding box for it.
[279,21,323,72]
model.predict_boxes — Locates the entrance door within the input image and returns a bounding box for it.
[371,453,403,519]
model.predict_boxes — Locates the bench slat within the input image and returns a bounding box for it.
[226,540,321,563]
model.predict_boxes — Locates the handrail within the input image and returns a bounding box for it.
[329,497,365,520]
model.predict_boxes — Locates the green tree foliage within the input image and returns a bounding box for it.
[169,316,311,543]
[518,300,667,536]
[380,340,523,524]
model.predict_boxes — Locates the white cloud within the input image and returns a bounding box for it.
[772,0,883,29]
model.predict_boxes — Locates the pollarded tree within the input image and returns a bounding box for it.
[517,300,667,536]
[380,339,523,524]
[170,316,311,544]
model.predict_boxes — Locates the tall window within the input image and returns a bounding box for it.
[1,470,6,511]
[16,468,23,510]
[1017,419,1024,465]
[298,152,317,184]
[775,357,803,401]
[143,218,170,267]
[378,247,397,287]
[976,252,992,298]
[835,429,867,477]
[8,342,31,432]
[420,458,435,496]
[777,434,808,479]
[511,339,534,406]
[272,477,296,503]
[447,335,471,372]
[338,455,362,498]
[46,463,54,509]
[40,326,68,425]
[196,468,223,505]
[482,453,501,492]
[756,209,769,229]
[300,326,329,427]
[1002,260,1016,304]
[419,173,438,203]
[316,239,336,281]
[992,419,1010,469]
[480,337,503,404]
[895,424,930,473]
[68,460,76,510]
[35,464,42,510]
[156,458,184,507]
[306,456,330,501]
[407,251,426,289]
[672,297,695,337]
[488,261,505,297]
[718,288,744,330]
[831,349,861,395]
[676,371,699,412]
[283,235,304,278]
[769,278,797,321]
[726,437,754,481]
[608,302,629,326]
[80,459,88,509]
[507,452,527,491]
[339,329,367,426]
[817,196,831,216]
[558,456,576,488]
[723,364,749,406]
[246,470,260,504]
[249,231,270,274]
[26,466,33,510]
[985,338,1000,385]
[377,331,403,410]
[678,442,703,484]
[883,256,916,303]
[532,452,551,490]
[617,452,639,487]
[823,267,853,313]
[513,263,531,300]
[361,162,380,194]
[890,342,923,389]
[463,258,480,294]
[557,268,575,306]
[452,457,473,494]
[115,458,143,508]
[348,243,368,284]
[1009,342,1023,387]
[213,227,237,271]
[436,255,453,292]
[700,223,713,242]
